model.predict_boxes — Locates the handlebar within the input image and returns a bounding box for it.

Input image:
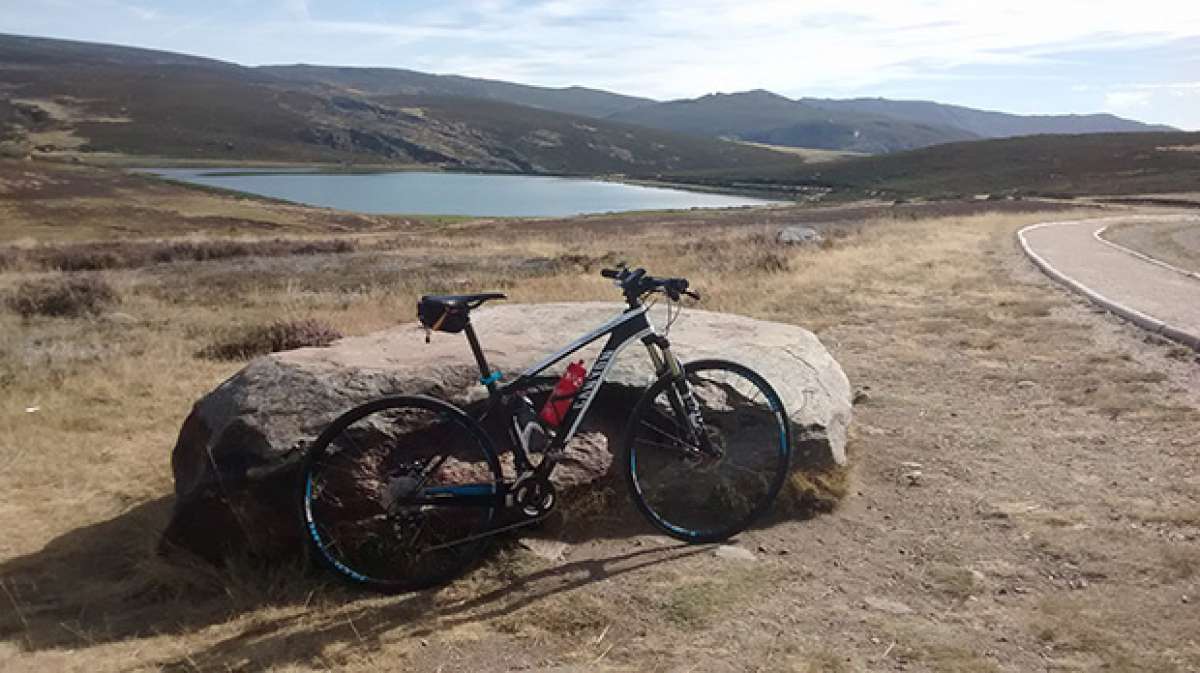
[600,264,701,305]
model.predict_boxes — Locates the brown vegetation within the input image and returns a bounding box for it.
[198,318,343,360]
[9,237,356,272]
[0,165,1197,671]
[1103,217,1200,274]
[6,273,118,317]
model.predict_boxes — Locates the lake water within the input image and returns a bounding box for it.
[145,168,782,217]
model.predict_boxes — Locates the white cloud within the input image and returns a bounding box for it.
[220,1,1200,92]
[1105,90,1154,109]
[4,0,1199,127]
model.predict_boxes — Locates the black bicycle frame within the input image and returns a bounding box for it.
[465,303,681,480]
[399,304,690,513]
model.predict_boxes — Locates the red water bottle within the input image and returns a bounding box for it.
[540,360,587,427]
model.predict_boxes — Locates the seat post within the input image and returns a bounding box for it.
[463,321,498,394]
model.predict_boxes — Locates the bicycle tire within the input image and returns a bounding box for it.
[623,359,792,543]
[299,395,502,592]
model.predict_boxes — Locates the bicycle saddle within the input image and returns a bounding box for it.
[420,292,507,309]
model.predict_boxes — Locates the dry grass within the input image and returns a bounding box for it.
[3,237,357,272]
[198,318,343,360]
[734,140,867,163]
[1,173,1198,671]
[5,273,119,317]
[1103,217,1200,273]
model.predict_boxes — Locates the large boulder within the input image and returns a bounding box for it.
[163,302,851,561]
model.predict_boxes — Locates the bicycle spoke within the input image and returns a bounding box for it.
[628,362,790,542]
[639,418,701,452]
[635,437,700,456]
[302,398,500,591]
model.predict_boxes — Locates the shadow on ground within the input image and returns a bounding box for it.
[0,492,724,670]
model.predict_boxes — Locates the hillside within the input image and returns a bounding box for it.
[259,65,653,119]
[801,97,1176,139]
[606,90,981,153]
[608,90,1173,155]
[0,34,790,174]
[667,131,1200,198]
[0,33,1181,177]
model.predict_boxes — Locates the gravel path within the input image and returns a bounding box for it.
[1019,216,1200,349]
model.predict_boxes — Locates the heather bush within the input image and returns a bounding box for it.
[34,238,357,271]
[198,318,343,360]
[6,274,120,318]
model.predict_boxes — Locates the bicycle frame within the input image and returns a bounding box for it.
[463,303,682,481]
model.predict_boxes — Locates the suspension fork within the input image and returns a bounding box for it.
[643,336,719,456]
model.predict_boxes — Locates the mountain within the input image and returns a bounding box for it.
[608,90,1174,154]
[799,98,1176,139]
[0,33,1179,173]
[0,32,238,71]
[607,90,981,153]
[259,65,653,119]
[663,131,1200,198]
[0,34,790,174]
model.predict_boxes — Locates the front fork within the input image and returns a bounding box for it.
[643,336,721,457]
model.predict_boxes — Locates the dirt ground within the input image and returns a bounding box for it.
[0,160,1198,672]
[1104,217,1200,274]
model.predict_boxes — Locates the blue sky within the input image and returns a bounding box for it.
[6,0,1200,129]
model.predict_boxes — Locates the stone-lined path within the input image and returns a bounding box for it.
[1019,216,1200,350]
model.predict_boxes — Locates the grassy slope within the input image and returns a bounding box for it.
[258,64,654,119]
[0,159,433,242]
[1104,218,1200,274]
[800,97,1175,138]
[669,131,1200,198]
[1,166,1198,670]
[607,90,980,154]
[0,35,794,175]
[372,93,797,175]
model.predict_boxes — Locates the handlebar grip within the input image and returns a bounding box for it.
[600,268,619,279]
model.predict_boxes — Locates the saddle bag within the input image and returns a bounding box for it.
[417,297,469,333]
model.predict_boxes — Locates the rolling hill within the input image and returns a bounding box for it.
[663,131,1200,198]
[607,90,1173,154]
[258,64,653,119]
[606,90,981,153]
[0,32,1182,182]
[0,34,791,174]
[799,97,1176,139]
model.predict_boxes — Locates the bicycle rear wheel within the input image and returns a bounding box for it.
[300,396,502,592]
[623,360,791,543]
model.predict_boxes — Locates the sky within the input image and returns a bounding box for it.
[5,0,1200,130]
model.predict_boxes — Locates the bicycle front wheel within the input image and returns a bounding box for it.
[623,360,792,543]
[300,396,502,592]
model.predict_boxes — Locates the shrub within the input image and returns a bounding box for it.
[199,318,343,360]
[749,251,790,273]
[34,238,358,271]
[0,246,20,271]
[6,275,120,318]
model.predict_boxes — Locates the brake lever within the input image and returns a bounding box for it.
[684,290,701,301]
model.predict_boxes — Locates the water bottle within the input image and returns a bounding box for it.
[540,360,587,427]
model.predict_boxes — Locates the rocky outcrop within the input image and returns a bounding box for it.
[778,225,825,245]
[162,303,851,561]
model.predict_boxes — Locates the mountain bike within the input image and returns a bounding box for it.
[299,265,793,592]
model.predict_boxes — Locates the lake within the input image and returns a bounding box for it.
[143,168,782,217]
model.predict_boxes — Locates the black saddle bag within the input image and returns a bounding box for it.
[417,298,468,333]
